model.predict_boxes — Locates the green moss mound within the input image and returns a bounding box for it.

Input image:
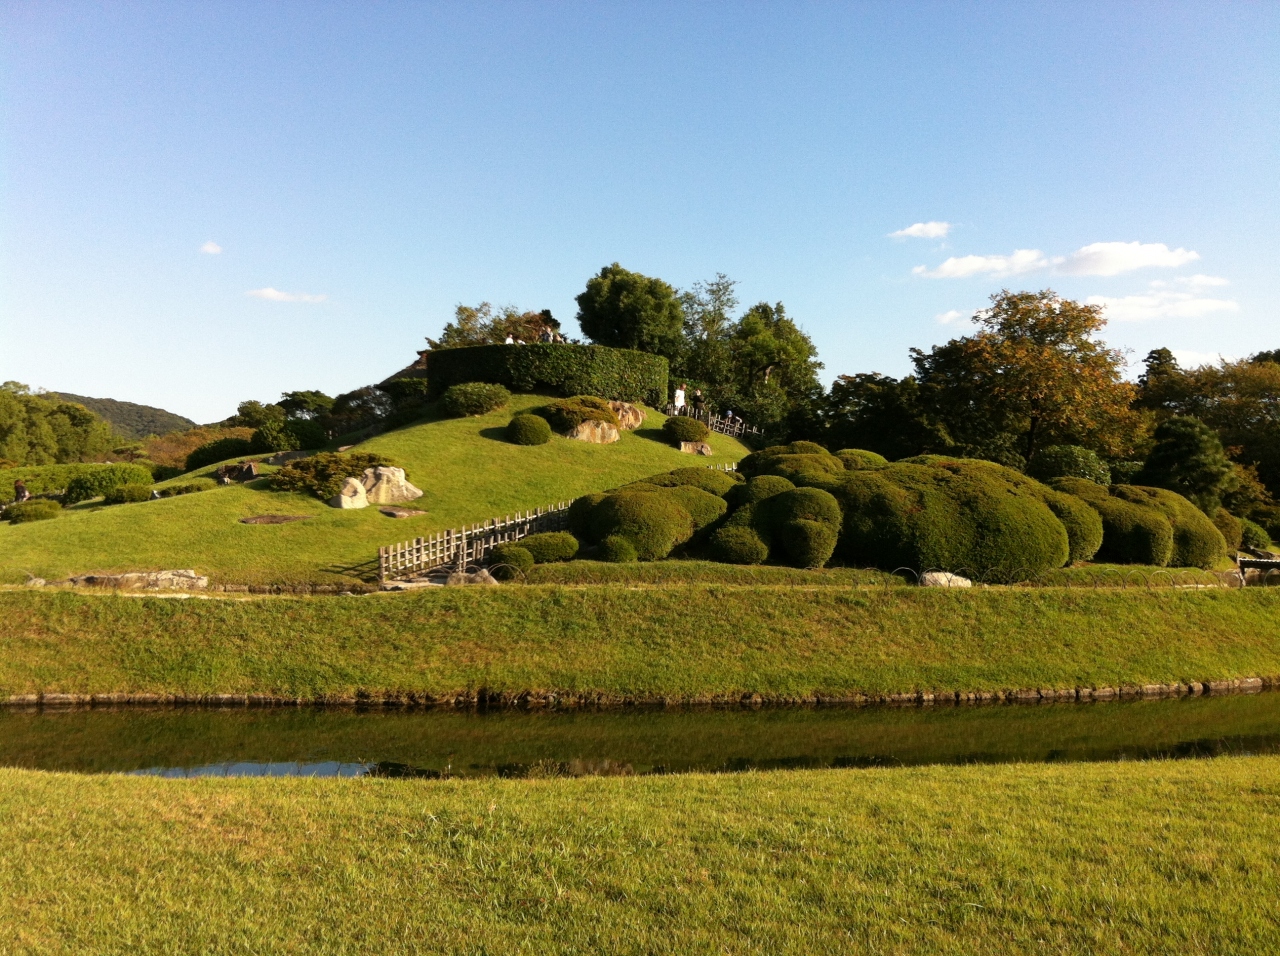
[103,484,152,505]
[518,532,579,564]
[505,414,552,446]
[3,499,62,523]
[662,416,710,445]
[663,485,728,531]
[707,525,770,565]
[598,534,638,563]
[725,474,795,510]
[487,543,533,579]
[835,449,888,471]
[587,491,694,560]
[662,467,740,496]
[1027,445,1111,485]
[1110,486,1227,569]
[1051,478,1175,566]
[536,396,619,433]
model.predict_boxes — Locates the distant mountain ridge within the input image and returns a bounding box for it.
[53,393,196,439]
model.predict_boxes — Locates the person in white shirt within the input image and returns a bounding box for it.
[504,334,515,344]
[673,383,686,413]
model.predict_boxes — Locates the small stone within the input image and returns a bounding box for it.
[328,476,369,509]
[679,441,714,456]
[920,571,972,588]
[378,507,427,519]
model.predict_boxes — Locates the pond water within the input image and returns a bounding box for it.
[3,692,1280,778]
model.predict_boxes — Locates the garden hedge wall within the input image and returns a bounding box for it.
[424,344,668,406]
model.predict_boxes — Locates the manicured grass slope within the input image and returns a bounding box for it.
[2,757,1279,953]
[3,588,1279,701]
[0,396,749,585]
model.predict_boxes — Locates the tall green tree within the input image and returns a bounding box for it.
[1138,415,1236,514]
[575,263,685,362]
[427,303,559,349]
[0,382,115,466]
[824,373,950,460]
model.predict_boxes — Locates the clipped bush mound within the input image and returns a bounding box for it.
[488,543,534,580]
[1051,478,1174,567]
[518,531,579,563]
[1241,518,1272,551]
[1109,485,1227,569]
[425,343,669,407]
[103,483,153,505]
[598,534,638,563]
[707,525,769,565]
[272,452,394,500]
[185,436,255,473]
[441,381,511,418]
[505,414,552,446]
[725,474,795,510]
[661,467,741,496]
[3,499,62,524]
[567,493,606,538]
[536,396,619,433]
[1214,508,1244,551]
[2,463,154,505]
[739,443,845,487]
[753,487,843,568]
[1038,487,1104,563]
[154,478,217,499]
[1027,445,1111,485]
[836,449,888,471]
[586,490,695,561]
[664,485,728,531]
[662,416,709,445]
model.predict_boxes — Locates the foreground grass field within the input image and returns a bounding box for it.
[2,756,1278,953]
[3,587,1279,701]
[0,396,749,586]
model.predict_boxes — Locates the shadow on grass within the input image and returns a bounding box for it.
[633,427,676,447]
[479,427,515,443]
[324,555,382,582]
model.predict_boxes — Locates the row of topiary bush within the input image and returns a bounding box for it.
[1,463,154,505]
[488,532,581,579]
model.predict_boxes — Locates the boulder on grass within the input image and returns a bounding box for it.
[567,421,620,444]
[920,571,971,588]
[328,476,369,509]
[361,466,423,504]
[680,441,714,456]
[608,401,645,431]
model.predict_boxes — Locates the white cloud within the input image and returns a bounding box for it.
[935,309,966,325]
[246,287,327,304]
[913,248,1049,279]
[1086,286,1238,322]
[200,240,223,255]
[1057,241,1199,276]
[1171,349,1236,369]
[1176,273,1229,290]
[891,221,951,239]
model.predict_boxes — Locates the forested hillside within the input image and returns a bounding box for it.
[53,392,195,439]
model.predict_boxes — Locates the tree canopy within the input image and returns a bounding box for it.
[0,382,116,467]
[575,263,685,362]
[427,303,560,350]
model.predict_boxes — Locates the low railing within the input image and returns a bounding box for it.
[662,404,762,442]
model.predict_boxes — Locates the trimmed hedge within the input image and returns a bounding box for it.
[1027,445,1111,485]
[754,487,843,568]
[272,452,395,500]
[488,544,534,580]
[1051,478,1175,567]
[661,416,709,445]
[707,525,770,565]
[1242,518,1272,551]
[2,463,153,505]
[567,493,606,538]
[536,396,618,433]
[1214,508,1244,551]
[598,534,638,563]
[505,414,552,446]
[1039,488,1104,563]
[661,467,741,496]
[1110,485,1227,569]
[441,382,511,418]
[586,491,695,560]
[425,344,669,406]
[518,532,579,564]
[836,449,888,471]
[725,474,795,510]
[664,485,728,531]
[103,484,153,505]
[154,478,217,499]
[185,437,254,473]
[3,499,61,523]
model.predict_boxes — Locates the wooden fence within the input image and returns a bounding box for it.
[378,502,572,582]
[662,404,762,442]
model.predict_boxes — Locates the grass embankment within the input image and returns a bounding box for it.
[0,396,749,586]
[3,757,1279,953]
[3,588,1279,702]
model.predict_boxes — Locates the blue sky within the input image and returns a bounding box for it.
[2,1,1277,423]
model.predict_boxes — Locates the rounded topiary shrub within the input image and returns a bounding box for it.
[1027,445,1111,485]
[725,474,796,510]
[518,531,579,563]
[755,487,843,568]
[441,382,511,417]
[662,416,710,445]
[587,491,695,560]
[537,396,619,433]
[707,525,770,565]
[62,464,157,504]
[1053,478,1173,566]
[1039,488,1104,563]
[1241,518,1272,551]
[3,499,62,523]
[103,483,153,505]
[567,493,606,540]
[488,543,534,580]
[185,437,254,472]
[1110,485,1226,569]
[739,443,844,480]
[662,467,740,496]
[663,485,728,531]
[154,478,218,498]
[1214,509,1244,551]
[836,449,889,471]
[1109,461,1144,485]
[506,414,552,446]
[777,519,839,568]
[598,534,638,563]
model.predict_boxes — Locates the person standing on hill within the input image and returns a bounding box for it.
[13,479,30,503]
[673,383,686,414]
[692,388,706,417]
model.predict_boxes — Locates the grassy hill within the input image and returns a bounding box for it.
[52,392,196,439]
[0,396,749,585]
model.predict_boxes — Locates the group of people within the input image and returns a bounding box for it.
[504,328,568,345]
[671,383,739,426]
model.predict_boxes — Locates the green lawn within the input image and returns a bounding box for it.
[0,396,748,586]
[2,756,1278,953]
[3,587,1279,702]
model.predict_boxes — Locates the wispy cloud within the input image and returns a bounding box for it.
[1171,349,1236,369]
[1086,283,1238,322]
[935,309,966,325]
[913,249,1049,279]
[1057,241,1199,276]
[246,287,327,304]
[200,240,223,255]
[890,221,951,239]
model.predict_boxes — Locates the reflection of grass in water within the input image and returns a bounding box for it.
[3,757,1280,951]
[4,692,1280,776]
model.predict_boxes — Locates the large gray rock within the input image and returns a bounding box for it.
[608,401,645,431]
[361,466,423,504]
[328,476,369,509]
[445,569,499,586]
[920,571,971,588]
[679,441,714,456]
[566,421,620,444]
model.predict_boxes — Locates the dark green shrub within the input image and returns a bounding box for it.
[1241,518,1272,551]
[836,449,888,471]
[707,525,770,565]
[662,416,709,444]
[777,519,839,568]
[1040,488,1104,563]
[598,534,639,563]
[425,343,669,407]
[739,442,844,479]
[58,464,157,504]
[272,452,394,500]
[759,487,843,528]
[755,487,843,568]
[1214,508,1243,550]
[568,493,606,539]
[587,490,695,560]
[1109,461,1144,485]
[378,377,432,405]
[725,475,795,509]
[488,544,534,579]
[519,531,579,563]
[1052,478,1173,566]
[662,467,740,496]
[154,478,217,498]
[185,437,254,472]
[1027,445,1111,485]
[250,418,327,454]
[3,499,61,523]
[1111,485,1226,569]
[506,414,552,446]
[441,382,511,417]
[103,483,153,505]
[663,485,728,531]
[536,396,619,432]
[1137,415,1234,513]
